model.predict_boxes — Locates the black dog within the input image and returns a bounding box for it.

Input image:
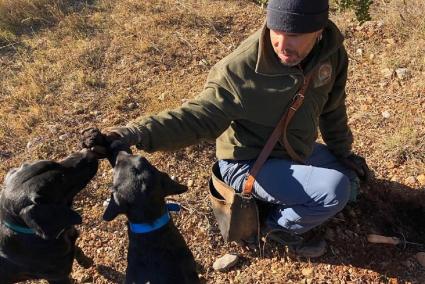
[103,143,200,284]
[0,149,98,283]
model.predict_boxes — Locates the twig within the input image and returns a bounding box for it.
[176,31,193,56]
[0,42,18,50]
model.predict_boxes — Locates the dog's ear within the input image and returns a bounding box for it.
[19,204,82,240]
[160,172,188,196]
[103,193,126,221]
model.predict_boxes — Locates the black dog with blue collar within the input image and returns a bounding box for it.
[0,149,98,284]
[102,142,200,284]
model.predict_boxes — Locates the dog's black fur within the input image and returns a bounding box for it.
[0,149,98,284]
[103,143,200,284]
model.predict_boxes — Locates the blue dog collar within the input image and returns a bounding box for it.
[3,221,36,234]
[129,203,180,234]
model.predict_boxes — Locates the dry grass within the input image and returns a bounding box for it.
[0,0,70,32]
[0,0,424,283]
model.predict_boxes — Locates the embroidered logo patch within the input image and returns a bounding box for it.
[314,62,332,88]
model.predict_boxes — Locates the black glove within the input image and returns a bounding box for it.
[340,153,371,182]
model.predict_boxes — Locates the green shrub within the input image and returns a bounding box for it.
[336,0,372,23]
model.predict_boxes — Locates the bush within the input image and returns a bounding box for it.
[336,0,372,23]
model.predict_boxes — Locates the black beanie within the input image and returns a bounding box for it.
[266,0,329,33]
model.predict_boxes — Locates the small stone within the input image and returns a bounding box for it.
[26,137,42,150]
[386,161,396,169]
[302,267,314,277]
[127,102,137,110]
[356,48,363,56]
[213,254,239,271]
[384,38,396,45]
[198,59,209,66]
[405,176,416,184]
[59,133,70,141]
[369,53,375,60]
[158,93,166,101]
[416,252,425,268]
[76,274,93,283]
[417,174,425,186]
[395,68,410,80]
[381,68,393,78]
[46,124,59,134]
[90,110,100,116]
[103,198,110,207]
[187,179,194,187]
[381,111,391,119]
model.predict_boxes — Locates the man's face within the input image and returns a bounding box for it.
[269,29,322,66]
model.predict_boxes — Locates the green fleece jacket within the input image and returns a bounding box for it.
[123,20,353,161]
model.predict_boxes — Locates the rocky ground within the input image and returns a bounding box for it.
[0,0,424,283]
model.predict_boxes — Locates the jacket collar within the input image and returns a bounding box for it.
[255,20,344,76]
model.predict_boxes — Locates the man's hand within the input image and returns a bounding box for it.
[80,127,123,159]
[340,153,371,182]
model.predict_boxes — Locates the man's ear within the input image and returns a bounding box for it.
[19,204,82,240]
[160,172,188,196]
[103,193,126,221]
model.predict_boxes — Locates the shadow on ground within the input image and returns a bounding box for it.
[96,264,125,283]
[256,178,425,282]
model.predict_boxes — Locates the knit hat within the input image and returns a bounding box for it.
[266,0,329,33]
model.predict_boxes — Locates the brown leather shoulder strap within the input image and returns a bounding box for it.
[242,70,314,195]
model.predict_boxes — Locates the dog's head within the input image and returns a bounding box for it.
[103,151,187,223]
[1,149,98,239]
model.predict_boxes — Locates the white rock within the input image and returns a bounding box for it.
[59,133,70,141]
[213,254,239,271]
[395,68,410,80]
[417,174,425,186]
[405,176,416,184]
[198,59,209,66]
[26,137,42,150]
[356,48,363,56]
[158,93,166,101]
[46,124,59,134]
[127,102,137,110]
[381,111,391,119]
[381,68,393,78]
[302,267,314,277]
[103,198,111,207]
[187,179,194,187]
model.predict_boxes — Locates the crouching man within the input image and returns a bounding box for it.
[83,0,370,258]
